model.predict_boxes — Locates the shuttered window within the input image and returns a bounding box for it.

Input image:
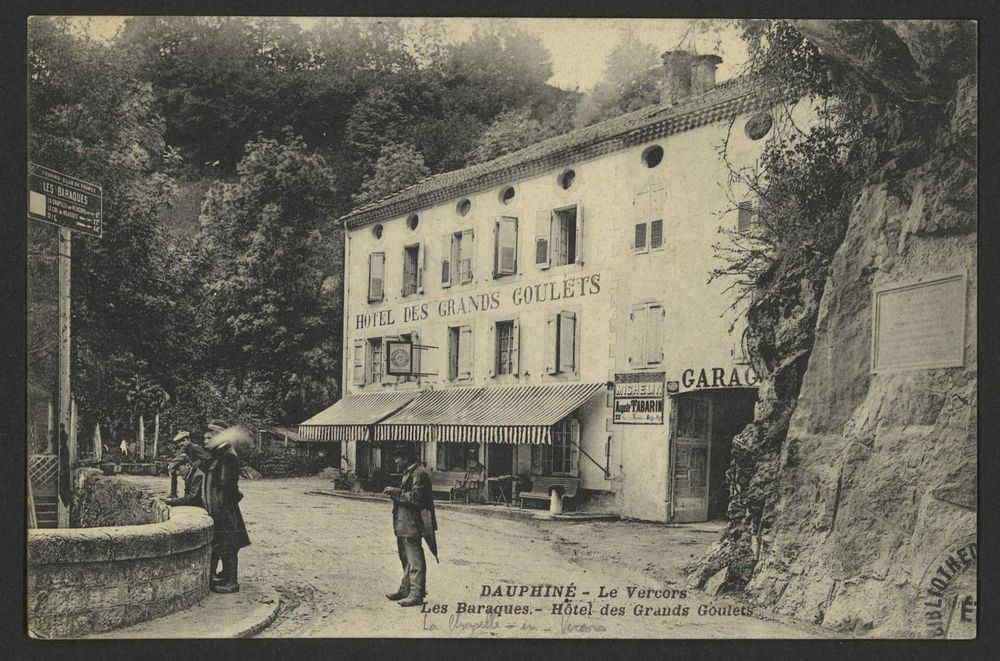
[458,229,474,284]
[633,223,648,252]
[629,302,665,367]
[368,252,385,303]
[352,339,365,385]
[402,243,423,296]
[535,209,551,269]
[537,204,583,268]
[545,311,578,375]
[492,319,519,376]
[650,219,663,249]
[367,337,384,384]
[441,234,452,287]
[634,183,664,253]
[448,324,473,381]
[494,216,518,277]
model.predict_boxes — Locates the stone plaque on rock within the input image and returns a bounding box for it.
[872,273,967,372]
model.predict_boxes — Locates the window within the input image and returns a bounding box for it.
[442,230,474,287]
[499,186,516,205]
[368,252,385,303]
[402,243,423,296]
[532,418,580,476]
[493,216,518,277]
[447,324,473,381]
[437,443,478,471]
[641,145,664,168]
[406,213,419,231]
[368,337,384,384]
[633,183,664,253]
[457,198,471,216]
[629,302,665,367]
[544,311,577,375]
[557,169,576,190]
[371,224,384,239]
[650,219,663,249]
[737,201,754,233]
[491,319,520,377]
[535,205,583,269]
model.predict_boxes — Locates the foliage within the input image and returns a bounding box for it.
[467,108,551,165]
[352,141,431,206]
[28,18,187,442]
[696,19,977,593]
[194,135,343,428]
[574,35,662,127]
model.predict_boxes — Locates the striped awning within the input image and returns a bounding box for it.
[374,387,483,442]
[297,391,418,442]
[375,382,606,445]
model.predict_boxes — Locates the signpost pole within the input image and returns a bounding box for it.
[57,227,71,528]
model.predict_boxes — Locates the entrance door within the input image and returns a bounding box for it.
[487,443,514,477]
[671,396,712,522]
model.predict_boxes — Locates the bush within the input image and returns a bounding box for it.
[256,453,326,478]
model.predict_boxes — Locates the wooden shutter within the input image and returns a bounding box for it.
[650,219,663,249]
[559,311,577,373]
[568,418,581,477]
[402,246,415,296]
[447,327,459,380]
[417,241,425,294]
[352,339,365,385]
[544,313,558,375]
[460,229,474,283]
[458,324,473,380]
[511,318,521,376]
[574,203,584,264]
[535,209,551,269]
[496,216,518,276]
[646,304,664,365]
[368,252,385,302]
[629,305,646,366]
[488,322,497,378]
[633,223,647,251]
[441,234,452,288]
[411,330,421,382]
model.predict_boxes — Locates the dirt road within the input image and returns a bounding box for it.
[129,475,838,638]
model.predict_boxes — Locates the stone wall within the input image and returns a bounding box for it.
[746,70,977,636]
[71,468,168,528]
[28,505,214,639]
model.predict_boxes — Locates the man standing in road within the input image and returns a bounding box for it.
[383,444,438,607]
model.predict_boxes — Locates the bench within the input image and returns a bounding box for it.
[429,471,468,500]
[518,476,581,510]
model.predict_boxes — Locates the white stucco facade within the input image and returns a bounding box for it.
[326,80,812,522]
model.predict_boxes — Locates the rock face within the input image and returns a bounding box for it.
[747,71,977,636]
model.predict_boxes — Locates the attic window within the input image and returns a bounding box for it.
[499,186,516,205]
[557,169,576,190]
[641,145,664,168]
[372,224,384,240]
[457,198,472,217]
[406,213,420,231]
[745,113,774,140]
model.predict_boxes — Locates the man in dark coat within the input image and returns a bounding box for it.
[383,444,438,607]
[202,421,251,593]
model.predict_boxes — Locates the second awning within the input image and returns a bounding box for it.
[298,391,418,442]
[375,382,606,445]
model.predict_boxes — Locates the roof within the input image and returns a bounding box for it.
[342,78,757,230]
[297,391,419,442]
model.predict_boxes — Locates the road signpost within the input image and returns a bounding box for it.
[29,162,103,527]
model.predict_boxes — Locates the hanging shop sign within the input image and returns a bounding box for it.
[28,163,103,237]
[613,372,665,425]
[386,341,414,376]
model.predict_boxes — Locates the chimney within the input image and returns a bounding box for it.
[691,54,723,95]
[659,51,723,104]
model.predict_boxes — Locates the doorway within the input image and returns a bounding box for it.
[669,389,757,522]
[487,443,514,477]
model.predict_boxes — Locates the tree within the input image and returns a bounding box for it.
[574,35,662,127]
[467,108,550,165]
[28,17,188,441]
[195,135,342,427]
[352,142,431,207]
